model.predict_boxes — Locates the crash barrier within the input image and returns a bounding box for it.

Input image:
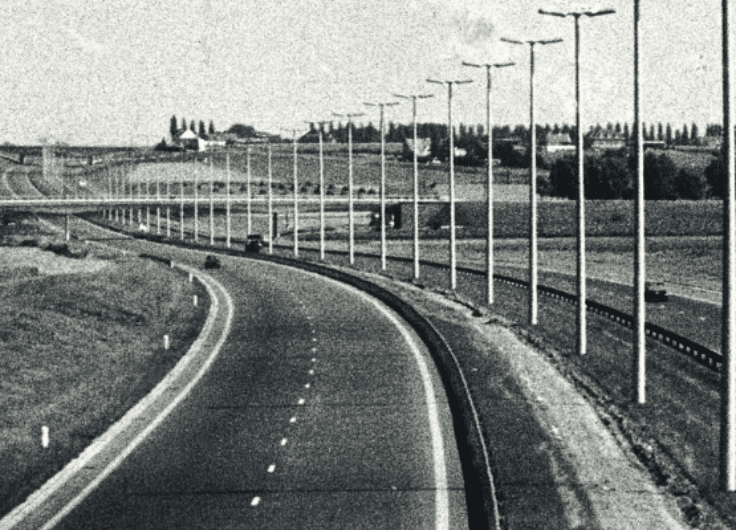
[95,217,726,375]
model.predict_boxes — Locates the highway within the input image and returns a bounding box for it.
[5,218,468,529]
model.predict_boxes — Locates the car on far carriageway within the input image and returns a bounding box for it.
[645,281,668,303]
[245,234,264,253]
[204,255,221,270]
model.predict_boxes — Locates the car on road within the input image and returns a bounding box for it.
[245,234,264,252]
[204,255,221,269]
[645,281,668,302]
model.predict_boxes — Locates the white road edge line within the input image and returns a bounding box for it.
[302,273,450,530]
[0,265,234,530]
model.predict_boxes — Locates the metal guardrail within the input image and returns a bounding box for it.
[281,245,726,374]
[82,214,727,375]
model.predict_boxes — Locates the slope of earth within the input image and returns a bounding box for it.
[0,240,209,519]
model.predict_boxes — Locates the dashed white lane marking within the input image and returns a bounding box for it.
[297,398,306,405]
[308,369,315,375]
[305,383,311,389]
[311,355,317,360]
[312,337,317,342]
[267,464,276,473]
[251,496,261,507]
[289,416,297,424]
[280,438,288,446]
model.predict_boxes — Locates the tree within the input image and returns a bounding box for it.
[190,120,196,133]
[649,124,655,141]
[209,121,215,135]
[644,152,678,199]
[198,120,206,137]
[666,123,673,145]
[181,117,187,131]
[681,124,689,144]
[170,115,178,138]
[705,155,725,198]
[623,123,630,142]
[227,123,256,138]
[675,167,707,199]
[657,122,664,141]
[691,123,699,144]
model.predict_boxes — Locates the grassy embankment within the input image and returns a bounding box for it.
[0,213,209,519]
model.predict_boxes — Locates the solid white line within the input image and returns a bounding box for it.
[318,280,450,530]
[37,269,235,530]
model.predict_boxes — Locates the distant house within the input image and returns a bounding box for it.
[173,129,202,151]
[643,140,666,150]
[703,134,723,150]
[545,133,575,154]
[402,138,432,161]
[588,129,626,151]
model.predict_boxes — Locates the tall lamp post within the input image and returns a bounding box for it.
[462,60,515,305]
[721,0,736,492]
[333,112,364,265]
[632,0,646,405]
[393,92,434,281]
[427,78,473,290]
[364,100,399,272]
[501,37,562,324]
[539,6,615,355]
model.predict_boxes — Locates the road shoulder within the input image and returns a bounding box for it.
[339,268,689,529]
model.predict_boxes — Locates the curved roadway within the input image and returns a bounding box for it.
[5,219,468,529]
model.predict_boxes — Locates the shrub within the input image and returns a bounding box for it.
[644,152,678,200]
[675,167,707,200]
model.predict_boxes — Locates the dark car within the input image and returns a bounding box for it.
[245,234,264,252]
[204,255,221,269]
[645,281,668,303]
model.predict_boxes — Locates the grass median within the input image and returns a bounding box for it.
[0,245,209,519]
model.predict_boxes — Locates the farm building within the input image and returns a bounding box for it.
[402,137,432,161]
[588,129,626,151]
[545,133,575,154]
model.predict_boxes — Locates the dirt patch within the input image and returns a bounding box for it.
[0,246,109,277]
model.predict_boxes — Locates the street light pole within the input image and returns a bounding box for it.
[633,0,647,405]
[364,101,399,272]
[333,112,364,265]
[427,78,473,290]
[462,60,515,305]
[501,37,562,323]
[721,0,736,492]
[393,93,434,281]
[540,6,615,354]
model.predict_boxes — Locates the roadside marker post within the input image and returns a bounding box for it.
[164,335,170,351]
[41,426,49,449]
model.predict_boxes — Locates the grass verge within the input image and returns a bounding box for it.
[0,250,209,519]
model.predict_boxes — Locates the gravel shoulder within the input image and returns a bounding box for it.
[338,267,691,529]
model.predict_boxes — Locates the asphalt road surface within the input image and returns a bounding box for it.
[11,224,468,529]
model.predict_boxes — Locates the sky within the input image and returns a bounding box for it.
[0,0,727,145]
